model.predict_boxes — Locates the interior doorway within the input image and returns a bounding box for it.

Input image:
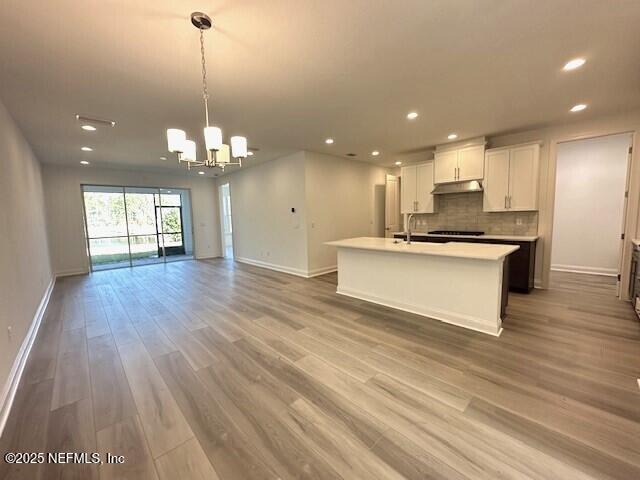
[551,133,633,293]
[82,185,194,271]
[385,174,401,238]
[219,183,234,258]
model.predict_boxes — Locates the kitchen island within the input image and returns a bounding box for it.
[326,237,519,336]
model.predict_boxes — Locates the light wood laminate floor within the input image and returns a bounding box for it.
[2,260,640,479]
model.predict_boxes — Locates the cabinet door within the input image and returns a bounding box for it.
[457,145,485,181]
[483,149,510,212]
[415,162,435,213]
[433,150,458,184]
[509,144,539,211]
[400,165,417,214]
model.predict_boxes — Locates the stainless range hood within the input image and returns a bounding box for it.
[431,180,483,195]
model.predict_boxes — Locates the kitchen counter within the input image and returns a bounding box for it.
[327,237,516,336]
[393,232,539,242]
[327,237,518,261]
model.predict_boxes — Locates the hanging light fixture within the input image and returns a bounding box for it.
[166,12,248,170]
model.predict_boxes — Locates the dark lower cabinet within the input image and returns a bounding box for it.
[394,234,537,293]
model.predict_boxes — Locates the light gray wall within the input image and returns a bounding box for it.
[552,133,631,275]
[220,152,309,276]
[219,150,389,276]
[305,152,388,274]
[0,99,52,395]
[42,165,221,275]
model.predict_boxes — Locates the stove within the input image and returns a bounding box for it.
[428,230,485,236]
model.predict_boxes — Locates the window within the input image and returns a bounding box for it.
[82,185,194,271]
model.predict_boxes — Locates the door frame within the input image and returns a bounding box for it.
[218,182,235,258]
[543,130,638,298]
[80,183,196,271]
[384,174,400,237]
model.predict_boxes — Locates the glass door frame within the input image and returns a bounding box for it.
[81,184,195,272]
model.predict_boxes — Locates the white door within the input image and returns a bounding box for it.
[617,138,634,296]
[415,162,435,213]
[457,145,485,181]
[400,165,417,213]
[385,174,401,237]
[509,144,539,211]
[483,149,510,212]
[434,150,458,184]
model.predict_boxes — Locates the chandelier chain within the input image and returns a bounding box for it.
[199,28,209,102]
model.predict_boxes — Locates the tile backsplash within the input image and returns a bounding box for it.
[410,192,538,236]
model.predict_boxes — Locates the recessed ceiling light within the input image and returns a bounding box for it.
[563,58,586,71]
[447,133,458,140]
[371,150,380,156]
[395,161,402,166]
[80,160,90,165]
[198,171,205,175]
[159,156,167,160]
[325,138,334,144]
[248,151,254,156]
[81,125,97,131]
[570,103,587,112]
[81,146,93,152]
[407,112,419,120]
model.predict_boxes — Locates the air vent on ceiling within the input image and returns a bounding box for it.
[75,114,116,127]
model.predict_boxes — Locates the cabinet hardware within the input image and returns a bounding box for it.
[509,196,512,209]
[504,195,507,209]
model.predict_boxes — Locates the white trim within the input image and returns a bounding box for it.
[307,265,337,277]
[55,268,89,278]
[195,254,223,260]
[336,285,503,337]
[551,264,618,277]
[235,256,311,278]
[0,276,55,438]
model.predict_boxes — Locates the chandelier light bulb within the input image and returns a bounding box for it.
[167,129,186,153]
[231,136,248,158]
[183,139,197,162]
[204,126,223,151]
[217,144,231,164]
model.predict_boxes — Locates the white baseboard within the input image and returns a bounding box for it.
[551,264,617,277]
[195,255,223,260]
[307,265,337,278]
[336,286,503,337]
[235,257,311,278]
[0,276,55,438]
[55,268,89,277]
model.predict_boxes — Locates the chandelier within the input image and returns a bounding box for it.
[166,12,247,170]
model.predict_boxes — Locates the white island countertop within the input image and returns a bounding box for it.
[327,237,519,261]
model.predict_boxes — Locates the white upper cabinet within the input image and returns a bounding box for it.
[483,149,510,211]
[415,163,435,213]
[401,162,435,214]
[434,145,485,184]
[457,145,485,181]
[401,165,417,214]
[508,145,539,210]
[483,143,539,212]
[434,150,458,184]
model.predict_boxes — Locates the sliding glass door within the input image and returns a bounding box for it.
[82,185,194,271]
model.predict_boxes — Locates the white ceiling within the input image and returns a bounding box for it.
[1,0,639,176]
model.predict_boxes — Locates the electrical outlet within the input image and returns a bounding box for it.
[7,326,13,340]
[516,217,523,226]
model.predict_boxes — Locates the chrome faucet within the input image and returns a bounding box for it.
[407,213,416,244]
